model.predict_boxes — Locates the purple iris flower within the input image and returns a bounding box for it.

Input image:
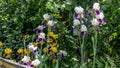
[34,49,38,53]
[36,29,42,34]
[98,19,106,25]
[29,63,34,67]
[83,12,89,17]
[89,25,93,29]
[80,31,84,36]
[72,26,77,30]
[24,62,30,65]
[17,61,21,64]
[51,26,55,30]
[62,54,65,58]
[74,13,79,19]
[95,10,100,15]
[43,24,47,28]
[36,38,42,42]
[24,63,27,65]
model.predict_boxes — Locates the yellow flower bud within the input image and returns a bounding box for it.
[23,48,27,55]
[51,47,58,53]
[53,34,58,39]
[43,47,48,53]
[17,48,23,54]
[52,59,58,64]
[0,41,3,47]
[50,43,57,47]
[4,48,12,54]
[33,42,39,47]
[48,38,53,43]
[23,34,29,40]
[49,32,54,37]
[3,54,10,59]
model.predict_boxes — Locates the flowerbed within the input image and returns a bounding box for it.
[0,0,120,68]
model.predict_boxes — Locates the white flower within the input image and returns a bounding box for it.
[47,20,54,26]
[60,50,67,56]
[37,25,44,30]
[32,46,38,51]
[81,14,84,18]
[22,56,30,63]
[93,3,100,10]
[28,43,38,52]
[73,19,80,26]
[43,14,50,20]
[91,18,99,26]
[38,32,45,39]
[74,6,84,14]
[32,59,40,66]
[28,43,34,49]
[81,25,87,32]
[96,12,104,19]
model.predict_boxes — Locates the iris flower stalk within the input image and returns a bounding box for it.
[80,25,87,68]
[81,34,85,68]
[92,28,97,68]
[77,25,86,68]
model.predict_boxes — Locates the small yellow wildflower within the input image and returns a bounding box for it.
[0,41,3,47]
[50,43,57,47]
[51,47,58,53]
[23,48,27,55]
[43,47,48,53]
[4,48,12,54]
[53,34,58,39]
[23,34,29,40]
[33,42,39,47]
[52,59,58,64]
[48,38,53,43]
[49,32,54,37]
[3,54,10,59]
[17,48,23,54]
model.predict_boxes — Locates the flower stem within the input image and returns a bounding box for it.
[93,30,97,68]
[0,48,2,57]
[40,42,43,68]
[81,34,85,68]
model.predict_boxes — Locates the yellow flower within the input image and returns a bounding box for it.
[51,47,58,53]
[4,48,12,54]
[3,54,10,59]
[48,38,53,43]
[52,59,58,64]
[17,48,23,54]
[50,43,57,47]
[23,48,27,55]
[23,34,29,40]
[53,34,58,39]
[0,41,3,47]
[49,32,54,37]
[33,42,39,47]
[43,47,48,53]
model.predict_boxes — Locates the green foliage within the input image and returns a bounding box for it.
[0,0,120,67]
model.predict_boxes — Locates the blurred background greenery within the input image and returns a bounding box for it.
[0,0,120,68]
